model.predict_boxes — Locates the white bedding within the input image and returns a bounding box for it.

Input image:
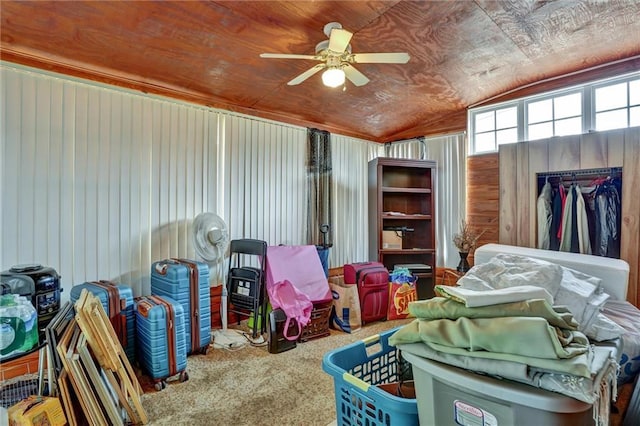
[474,244,629,300]
[456,253,625,341]
[602,300,640,384]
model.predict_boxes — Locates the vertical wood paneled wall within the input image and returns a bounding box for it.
[498,128,640,306]
[466,153,500,266]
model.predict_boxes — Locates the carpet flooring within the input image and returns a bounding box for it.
[138,319,634,426]
[139,319,412,425]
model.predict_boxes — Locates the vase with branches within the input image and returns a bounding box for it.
[452,220,485,272]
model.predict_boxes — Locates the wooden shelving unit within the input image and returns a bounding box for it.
[368,157,437,299]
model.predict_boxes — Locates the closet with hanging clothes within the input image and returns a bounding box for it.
[536,167,622,258]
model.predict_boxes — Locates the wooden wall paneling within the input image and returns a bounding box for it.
[496,127,640,307]
[528,140,550,248]
[516,143,531,247]
[466,154,500,226]
[622,128,640,306]
[548,135,581,172]
[466,153,500,265]
[580,132,609,169]
[606,129,625,167]
[499,144,518,245]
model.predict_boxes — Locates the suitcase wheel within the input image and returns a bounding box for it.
[154,380,167,391]
[179,371,189,382]
[199,346,209,355]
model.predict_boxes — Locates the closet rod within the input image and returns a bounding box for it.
[537,167,622,179]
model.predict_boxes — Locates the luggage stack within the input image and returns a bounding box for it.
[150,258,211,355]
[65,256,211,392]
[343,262,390,325]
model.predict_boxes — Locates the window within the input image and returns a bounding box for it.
[594,79,640,131]
[469,72,640,154]
[472,106,517,153]
[526,92,582,141]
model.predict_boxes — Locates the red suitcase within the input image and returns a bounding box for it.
[343,262,389,324]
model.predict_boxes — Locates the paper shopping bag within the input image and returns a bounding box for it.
[328,276,361,333]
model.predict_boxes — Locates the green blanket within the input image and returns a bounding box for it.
[409,297,578,330]
[389,319,593,377]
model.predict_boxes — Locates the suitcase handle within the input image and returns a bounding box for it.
[154,259,181,275]
[154,263,168,275]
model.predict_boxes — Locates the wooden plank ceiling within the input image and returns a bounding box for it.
[2,0,639,142]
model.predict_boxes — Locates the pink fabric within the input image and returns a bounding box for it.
[267,279,313,340]
[266,245,332,303]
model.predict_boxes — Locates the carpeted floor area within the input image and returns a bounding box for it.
[138,319,635,426]
[139,319,411,425]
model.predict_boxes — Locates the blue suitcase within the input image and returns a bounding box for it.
[151,258,211,355]
[135,295,188,390]
[70,280,136,363]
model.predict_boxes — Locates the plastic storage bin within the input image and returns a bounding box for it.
[403,351,595,426]
[322,328,418,426]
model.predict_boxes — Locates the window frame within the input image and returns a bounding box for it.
[524,89,584,141]
[470,105,519,153]
[591,77,640,131]
[468,71,640,155]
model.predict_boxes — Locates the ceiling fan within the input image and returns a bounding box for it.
[260,22,410,88]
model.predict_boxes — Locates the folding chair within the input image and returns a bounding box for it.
[226,239,268,338]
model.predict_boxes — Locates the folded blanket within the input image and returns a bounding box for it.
[389,319,592,376]
[456,253,623,341]
[434,284,554,307]
[408,297,579,330]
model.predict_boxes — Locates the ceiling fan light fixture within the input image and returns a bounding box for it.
[322,67,345,88]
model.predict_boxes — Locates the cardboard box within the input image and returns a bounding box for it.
[8,395,67,426]
[382,230,402,249]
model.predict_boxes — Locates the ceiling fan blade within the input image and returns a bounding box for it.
[343,64,370,87]
[288,64,325,85]
[260,53,318,60]
[328,28,353,53]
[351,52,410,64]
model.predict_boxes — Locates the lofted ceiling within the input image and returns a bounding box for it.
[1,0,640,142]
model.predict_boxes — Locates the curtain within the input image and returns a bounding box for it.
[330,136,380,264]
[306,128,333,247]
[380,133,467,268]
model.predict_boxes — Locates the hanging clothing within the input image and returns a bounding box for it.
[537,181,553,250]
[559,186,574,252]
[550,185,564,251]
[575,185,592,255]
[560,184,591,254]
[555,184,567,240]
[593,179,621,258]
